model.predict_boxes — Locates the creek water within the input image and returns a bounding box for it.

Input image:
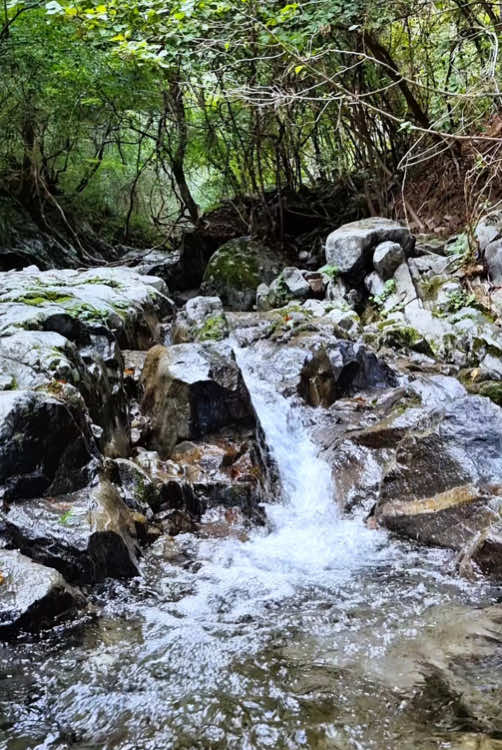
[1,344,501,750]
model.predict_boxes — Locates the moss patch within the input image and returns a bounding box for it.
[196,314,228,342]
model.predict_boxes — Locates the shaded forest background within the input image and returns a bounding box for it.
[1,0,502,261]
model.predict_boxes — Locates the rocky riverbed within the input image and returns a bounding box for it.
[1,216,502,748]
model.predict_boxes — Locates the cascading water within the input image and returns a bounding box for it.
[1,341,499,750]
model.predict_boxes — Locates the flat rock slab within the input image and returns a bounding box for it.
[0,549,80,639]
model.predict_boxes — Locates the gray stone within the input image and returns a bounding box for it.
[173,296,229,343]
[485,238,502,284]
[325,218,414,278]
[282,267,310,298]
[373,241,404,279]
[1,475,141,583]
[0,389,98,502]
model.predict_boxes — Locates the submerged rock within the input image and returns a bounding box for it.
[0,550,81,639]
[141,341,254,457]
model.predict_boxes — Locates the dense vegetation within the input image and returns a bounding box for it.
[1,0,501,250]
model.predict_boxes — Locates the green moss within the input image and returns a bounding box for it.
[205,248,260,291]
[9,290,73,306]
[196,314,228,342]
[319,264,339,280]
[479,381,502,406]
[380,325,434,356]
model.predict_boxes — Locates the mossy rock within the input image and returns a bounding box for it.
[479,381,502,406]
[379,325,435,356]
[201,237,280,311]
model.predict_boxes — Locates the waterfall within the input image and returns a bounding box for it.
[177,344,386,621]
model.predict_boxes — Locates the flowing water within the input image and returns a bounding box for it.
[1,344,502,750]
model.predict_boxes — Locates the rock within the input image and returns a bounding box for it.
[365,271,386,298]
[141,342,254,457]
[0,265,175,456]
[256,268,312,311]
[1,475,141,583]
[374,394,502,555]
[0,389,98,502]
[0,265,171,346]
[373,241,404,279]
[133,425,266,523]
[299,341,398,407]
[0,550,81,639]
[325,218,414,279]
[282,267,311,298]
[112,458,160,515]
[475,214,502,283]
[485,239,502,284]
[173,296,229,343]
[201,237,280,311]
[476,213,502,252]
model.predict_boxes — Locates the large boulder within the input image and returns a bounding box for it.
[201,238,280,310]
[1,474,141,583]
[0,266,174,456]
[0,550,81,639]
[141,342,254,457]
[0,389,98,502]
[325,218,414,280]
[366,392,502,558]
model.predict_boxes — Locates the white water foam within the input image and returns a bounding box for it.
[174,345,390,622]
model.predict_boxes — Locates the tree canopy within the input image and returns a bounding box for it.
[1,0,501,246]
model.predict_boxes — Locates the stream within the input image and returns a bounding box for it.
[1,342,501,750]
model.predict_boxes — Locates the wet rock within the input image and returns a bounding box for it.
[1,476,140,583]
[0,389,97,502]
[476,214,502,283]
[141,342,254,457]
[373,241,404,279]
[0,550,81,639]
[112,458,160,515]
[0,266,171,346]
[0,266,174,457]
[325,218,414,279]
[201,237,280,311]
[173,296,229,343]
[134,426,266,522]
[299,341,398,407]
[374,395,502,554]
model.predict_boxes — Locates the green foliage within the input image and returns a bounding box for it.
[371,279,397,308]
[319,265,339,281]
[0,0,500,241]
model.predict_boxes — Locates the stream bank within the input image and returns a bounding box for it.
[1,215,502,748]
